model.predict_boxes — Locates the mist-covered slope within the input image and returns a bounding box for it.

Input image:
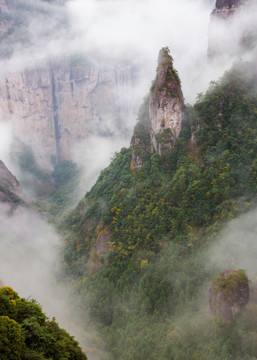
[62,56,257,359]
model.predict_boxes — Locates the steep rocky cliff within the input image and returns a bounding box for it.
[0,61,134,169]
[0,0,136,170]
[0,0,138,170]
[131,48,184,169]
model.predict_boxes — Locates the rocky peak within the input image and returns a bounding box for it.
[209,270,249,324]
[131,48,184,170]
[149,47,184,152]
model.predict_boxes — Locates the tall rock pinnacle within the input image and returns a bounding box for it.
[149,47,184,154]
[131,48,184,170]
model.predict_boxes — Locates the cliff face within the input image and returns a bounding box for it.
[0,0,136,169]
[131,48,184,170]
[0,61,134,169]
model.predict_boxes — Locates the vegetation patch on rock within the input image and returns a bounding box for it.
[209,270,249,323]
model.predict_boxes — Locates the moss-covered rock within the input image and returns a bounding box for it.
[209,270,249,323]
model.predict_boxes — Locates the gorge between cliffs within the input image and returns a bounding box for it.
[1,1,257,360]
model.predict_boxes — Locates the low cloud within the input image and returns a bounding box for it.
[205,208,257,282]
[0,202,95,352]
[71,134,129,202]
[1,0,256,104]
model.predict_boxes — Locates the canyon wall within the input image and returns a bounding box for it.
[0,61,135,168]
[0,0,137,169]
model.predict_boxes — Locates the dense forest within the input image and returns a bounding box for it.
[61,59,257,359]
[0,286,87,359]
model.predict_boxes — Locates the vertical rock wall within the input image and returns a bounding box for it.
[0,61,135,168]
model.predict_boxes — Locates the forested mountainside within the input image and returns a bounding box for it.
[62,52,257,359]
[0,286,87,359]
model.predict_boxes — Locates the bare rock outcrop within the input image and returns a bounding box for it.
[149,48,184,155]
[131,48,184,170]
[209,270,249,323]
